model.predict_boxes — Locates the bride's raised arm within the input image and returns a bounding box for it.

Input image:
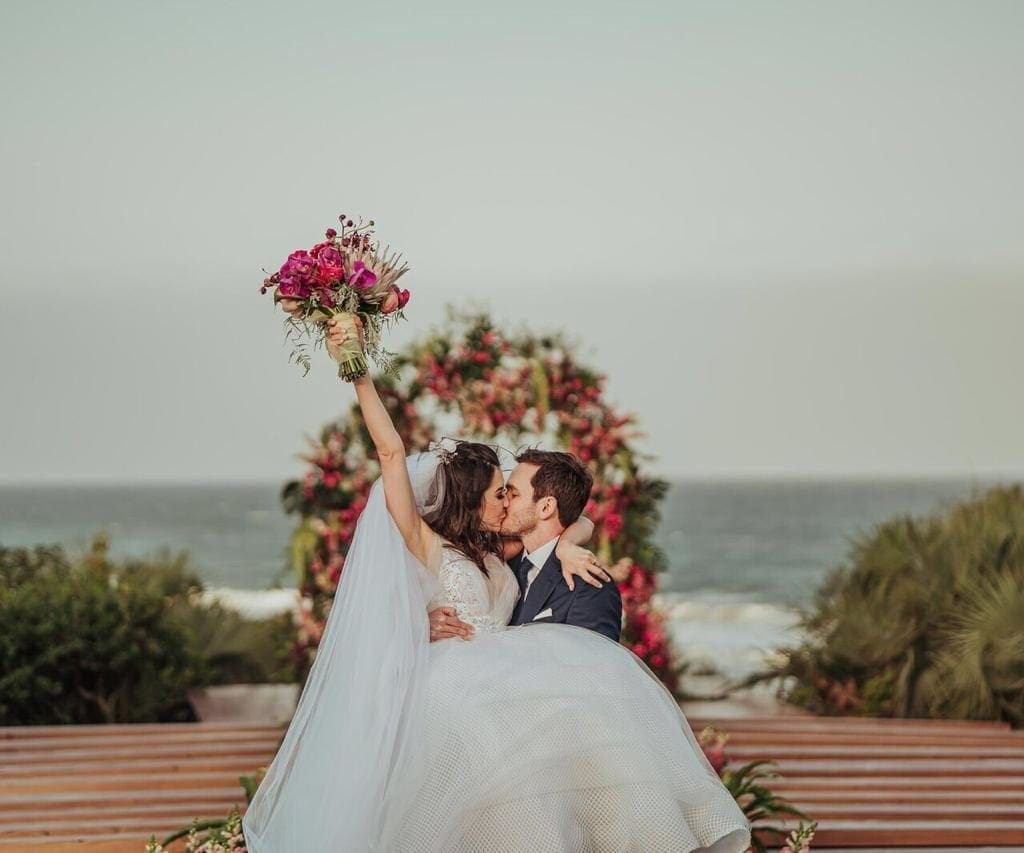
[329,318,433,567]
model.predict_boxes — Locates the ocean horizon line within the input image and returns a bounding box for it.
[1,471,1020,489]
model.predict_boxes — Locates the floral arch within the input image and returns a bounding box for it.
[281,311,681,692]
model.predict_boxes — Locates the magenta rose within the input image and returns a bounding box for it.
[316,263,344,286]
[314,245,345,286]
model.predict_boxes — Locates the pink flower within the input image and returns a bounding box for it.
[317,263,344,285]
[318,246,344,267]
[397,287,411,308]
[381,287,402,314]
[604,511,624,539]
[348,260,378,289]
[703,745,727,775]
[276,279,308,299]
[277,249,317,298]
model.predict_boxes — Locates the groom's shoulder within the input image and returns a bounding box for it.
[573,573,622,604]
[551,554,621,602]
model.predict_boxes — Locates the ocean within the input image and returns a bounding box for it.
[0,477,1010,679]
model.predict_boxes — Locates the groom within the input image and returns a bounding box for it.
[430,449,622,643]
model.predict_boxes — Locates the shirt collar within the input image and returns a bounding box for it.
[524,536,559,570]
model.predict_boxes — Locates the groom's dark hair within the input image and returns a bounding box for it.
[515,449,593,528]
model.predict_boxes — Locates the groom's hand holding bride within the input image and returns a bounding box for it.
[429,606,474,642]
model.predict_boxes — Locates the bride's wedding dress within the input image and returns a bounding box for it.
[243,453,750,852]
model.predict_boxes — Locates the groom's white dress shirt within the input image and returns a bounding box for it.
[522,536,559,599]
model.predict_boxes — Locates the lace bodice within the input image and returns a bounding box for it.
[432,543,519,633]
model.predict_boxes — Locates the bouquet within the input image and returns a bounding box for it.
[260,213,411,380]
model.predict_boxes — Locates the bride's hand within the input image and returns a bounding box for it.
[556,542,612,592]
[325,314,366,359]
[278,296,305,320]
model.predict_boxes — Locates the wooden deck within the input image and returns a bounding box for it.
[1,716,1022,850]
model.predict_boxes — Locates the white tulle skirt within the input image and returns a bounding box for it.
[382,623,751,853]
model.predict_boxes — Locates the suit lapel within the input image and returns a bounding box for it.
[518,551,561,624]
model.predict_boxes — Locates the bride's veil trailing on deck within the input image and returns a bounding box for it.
[242,450,446,851]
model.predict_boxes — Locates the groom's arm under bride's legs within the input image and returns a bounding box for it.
[428,605,474,641]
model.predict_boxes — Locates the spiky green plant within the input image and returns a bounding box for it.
[721,759,810,852]
[771,484,1024,725]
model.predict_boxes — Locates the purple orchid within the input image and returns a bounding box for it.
[348,260,378,290]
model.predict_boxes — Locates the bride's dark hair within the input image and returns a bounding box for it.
[422,441,501,575]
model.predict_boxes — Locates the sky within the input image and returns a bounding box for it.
[1,1,1022,483]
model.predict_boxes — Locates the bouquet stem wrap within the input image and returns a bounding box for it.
[325,310,367,382]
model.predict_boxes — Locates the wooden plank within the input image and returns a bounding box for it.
[0,814,244,838]
[0,757,268,778]
[725,731,1024,747]
[0,840,164,853]
[822,848,1017,852]
[0,772,250,796]
[689,716,1013,732]
[0,802,244,824]
[779,790,1024,804]
[0,731,281,753]
[782,803,1024,821]
[792,820,1024,847]
[724,741,1024,753]
[758,758,1024,776]
[0,723,280,739]
[767,775,1024,790]
[0,789,242,811]
[1,741,279,766]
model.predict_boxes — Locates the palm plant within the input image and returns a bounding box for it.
[771,484,1024,724]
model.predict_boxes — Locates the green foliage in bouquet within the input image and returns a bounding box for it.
[772,483,1024,725]
[0,537,297,725]
[281,310,683,692]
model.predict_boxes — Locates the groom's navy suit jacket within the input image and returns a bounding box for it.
[508,551,622,643]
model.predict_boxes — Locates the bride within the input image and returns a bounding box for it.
[243,316,751,852]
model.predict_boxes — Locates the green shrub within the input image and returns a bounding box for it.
[0,535,298,725]
[0,538,204,724]
[178,602,299,686]
[774,484,1024,726]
